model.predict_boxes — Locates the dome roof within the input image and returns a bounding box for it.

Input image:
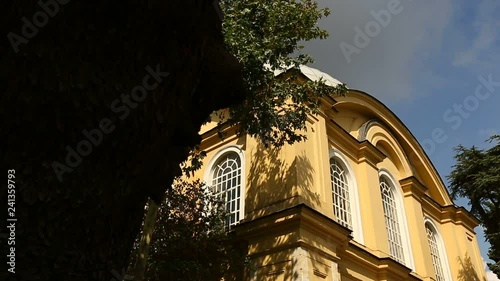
[267,64,343,87]
[298,65,343,87]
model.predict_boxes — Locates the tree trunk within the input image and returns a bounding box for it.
[127,199,159,281]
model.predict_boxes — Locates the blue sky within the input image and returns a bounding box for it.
[303,0,499,279]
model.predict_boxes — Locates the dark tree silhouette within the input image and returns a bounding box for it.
[1,0,340,280]
[2,1,244,280]
[448,135,500,278]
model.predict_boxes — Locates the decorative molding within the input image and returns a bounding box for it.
[357,119,383,141]
[421,196,445,223]
[357,118,419,178]
[199,122,241,152]
[421,198,480,232]
[326,119,387,168]
[326,119,360,161]
[313,268,328,279]
[399,176,428,201]
[441,205,479,232]
[357,140,386,168]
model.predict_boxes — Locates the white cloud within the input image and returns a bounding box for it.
[483,257,500,281]
[452,0,500,68]
[303,0,453,102]
[487,270,500,281]
[478,128,498,137]
[454,50,479,67]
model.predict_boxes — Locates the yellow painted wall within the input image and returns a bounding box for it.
[195,90,486,281]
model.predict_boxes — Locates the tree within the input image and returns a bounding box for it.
[134,179,245,281]
[128,1,347,279]
[2,0,344,280]
[220,0,347,147]
[2,2,244,280]
[448,135,500,277]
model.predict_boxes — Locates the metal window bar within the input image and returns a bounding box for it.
[380,178,405,264]
[426,226,446,281]
[330,158,352,229]
[212,153,242,228]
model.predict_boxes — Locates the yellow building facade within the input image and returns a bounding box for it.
[195,66,486,281]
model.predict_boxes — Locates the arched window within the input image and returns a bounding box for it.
[380,176,405,264]
[330,158,352,229]
[425,219,452,281]
[378,171,414,268]
[208,147,245,228]
[329,151,364,243]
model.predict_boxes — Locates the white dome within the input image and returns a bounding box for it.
[298,65,343,87]
[266,64,343,87]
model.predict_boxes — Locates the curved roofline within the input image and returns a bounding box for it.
[281,65,455,206]
[270,64,344,87]
[343,88,454,205]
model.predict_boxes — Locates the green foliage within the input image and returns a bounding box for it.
[135,2,346,280]
[220,0,347,147]
[144,179,245,281]
[181,146,207,177]
[448,135,500,277]
[3,1,245,279]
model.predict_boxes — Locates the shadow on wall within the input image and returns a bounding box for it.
[244,244,300,281]
[457,253,486,281]
[242,142,356,280]
[246,142,320,218]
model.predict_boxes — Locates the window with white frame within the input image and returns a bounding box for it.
[210,151,243,228]
[379,176,406,264]
[329,151,364,244]
[330,158,352,229]
[425,220,451,281]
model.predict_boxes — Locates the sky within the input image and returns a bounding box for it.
[303,0,500,279]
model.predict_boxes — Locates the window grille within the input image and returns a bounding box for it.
[330,158,352,229]
[212,152,242,227]
[426,224,446,281]
[380,177,405,264]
